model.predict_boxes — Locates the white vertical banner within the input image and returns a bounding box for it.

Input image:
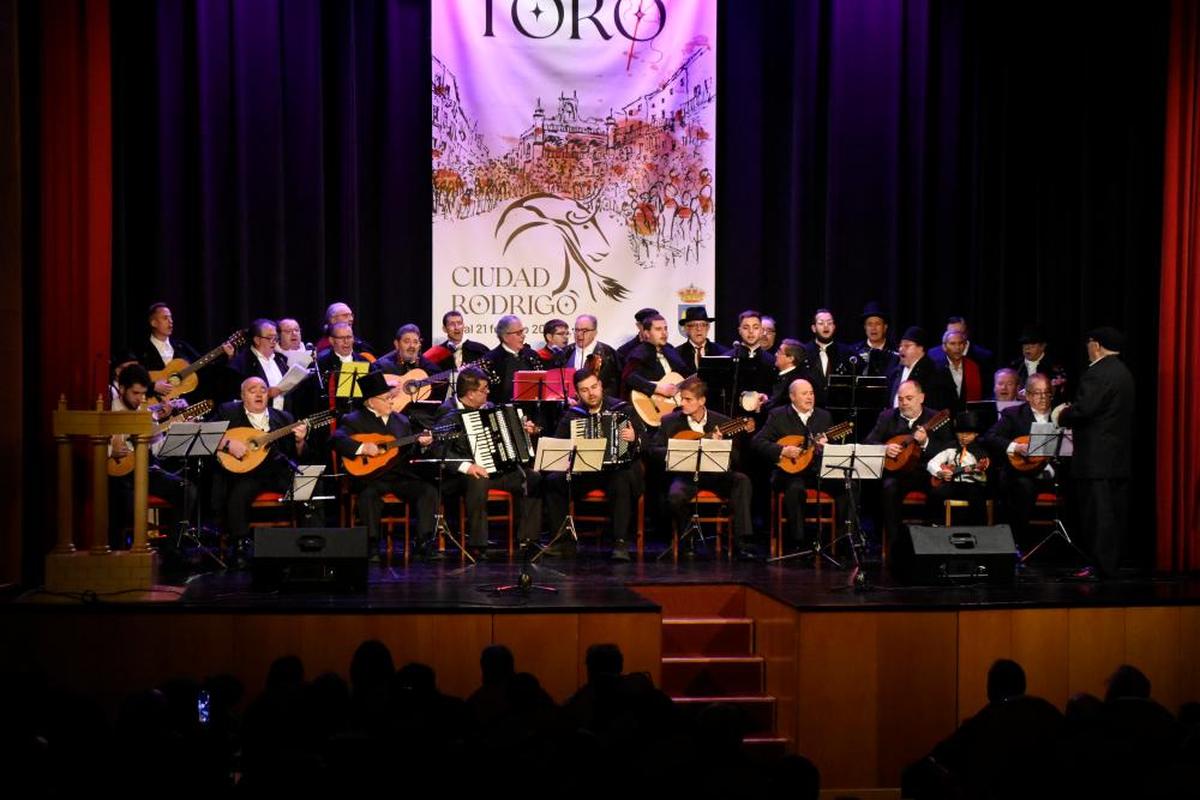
[432,0,717,345]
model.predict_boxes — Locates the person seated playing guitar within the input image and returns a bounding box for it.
[926,410,992,524]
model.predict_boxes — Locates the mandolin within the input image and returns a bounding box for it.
[216,409,335,474]
[775,420,854,474]
[883,409,951,473]
[1006,435,1049,473]
[671,416,757,440]
[107,399,214,477]
[342,426,463,477]
[150,330,246,400]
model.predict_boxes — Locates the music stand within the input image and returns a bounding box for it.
[531,437,605,563]
[819,443,886,588]
[828,374,888,433]
[659,437,733,560]
[410,455,475,563]
[1019,425,1087,567]
[158,421,230,570]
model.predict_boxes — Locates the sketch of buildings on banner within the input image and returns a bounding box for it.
[432,45,715,276]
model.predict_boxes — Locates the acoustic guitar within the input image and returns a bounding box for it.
[883,409,951,473]
[670,416,757,440]
[775,420,854,474]
[107,399,214,477]
[150,330,246,400]
[382,357,500,412]
[342,427,464,477]
[930,458,991,488]
[630,371,687,427]
[1006,435,1050,473]
[216,409,335,474]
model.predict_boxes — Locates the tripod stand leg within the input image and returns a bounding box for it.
[532,515,578,563]
[436,513,475,564]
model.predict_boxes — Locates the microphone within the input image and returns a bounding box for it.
[848,355,859,364]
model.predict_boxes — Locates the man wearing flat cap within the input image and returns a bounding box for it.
[887,326,957,413]
[332,370,439,562]
[617,307,661,363]
[1053,327,1134,579]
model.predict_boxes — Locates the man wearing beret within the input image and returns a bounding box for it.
[1053,327,1134,579]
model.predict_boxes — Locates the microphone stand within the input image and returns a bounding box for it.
[728,341,744,418]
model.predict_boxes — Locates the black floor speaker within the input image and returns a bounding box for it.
[900,524,1018,584]
[252,527,368,592]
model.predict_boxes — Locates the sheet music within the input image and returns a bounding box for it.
[820,443,887,480]
[1029,422,1073,457]
[274,364,310,395]
[665,437,732,473]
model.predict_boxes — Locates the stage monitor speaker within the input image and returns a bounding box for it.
[901,524,1017,584]
[252,527,368,593]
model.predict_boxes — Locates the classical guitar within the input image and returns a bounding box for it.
[342,427,464,477]
[216,409,335,474]
[670,416,757,440]
[883,409,951,473]
[1006,435,1050,473]
[150,330,246,400]
[382,356,500,412]
[107,399,214,477]
[629,370,687,427]
[775,420,854,474]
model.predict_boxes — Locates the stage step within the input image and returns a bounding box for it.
[672,695,777,734]
[662,617,754,656]
[742,736,791,760]
[661,656,764,696]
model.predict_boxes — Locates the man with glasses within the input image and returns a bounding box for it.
[536,319,571,366]
[307,321,373,416]
[982,373,1061,549]
[563,314,622,398]
[227,319,291,410]
[481,315,544,405]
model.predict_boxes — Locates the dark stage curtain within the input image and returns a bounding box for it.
[1157,0,1200,572]
[111,0,431,352]
[106,1,1171,565]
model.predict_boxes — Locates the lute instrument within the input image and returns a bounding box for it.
[216,409,335,474]
[107,399,213,477]
[774,420,854,474]
[883,409,951,472]
[342,426,463,477]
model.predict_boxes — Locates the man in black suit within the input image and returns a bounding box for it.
[621,312,692,409]
[138,302,232,401]
[865,378,956,565]
[542,368,645,561]
[851,300,900,377]
[423,310,491,372]
[374,324,441,377]
[332,371,438,562]
[650,376,756,559]
[434,366,542,559]
[313,301,375,357]
[763,338,808,413]
[887,326,957,413]
[803,308,853,406]
[616,307,659,363]
[1054,327,1135,578]
[562,314,622,399]
[982,373,1060,547]
[303,321,372,417]
[480,315,545,406]
[226,319,292,409]
[675,306,730,372]
[1012,323,1069,402]
[731,309,778,396]
[752,378,833,551]
[212,377,309,565]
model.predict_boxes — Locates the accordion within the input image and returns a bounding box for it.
[461,405,535,474]
[568,407,637,467]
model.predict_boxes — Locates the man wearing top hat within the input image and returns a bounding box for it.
[332,370,439,562]
[886,326,957,414]
[1011,323,1069,402]
[676,305,730,372]
[1053,327,1134,579]
[851,300,900,376]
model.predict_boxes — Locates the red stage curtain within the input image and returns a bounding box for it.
[1157,0,1200,572]
[40,0,111,412]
